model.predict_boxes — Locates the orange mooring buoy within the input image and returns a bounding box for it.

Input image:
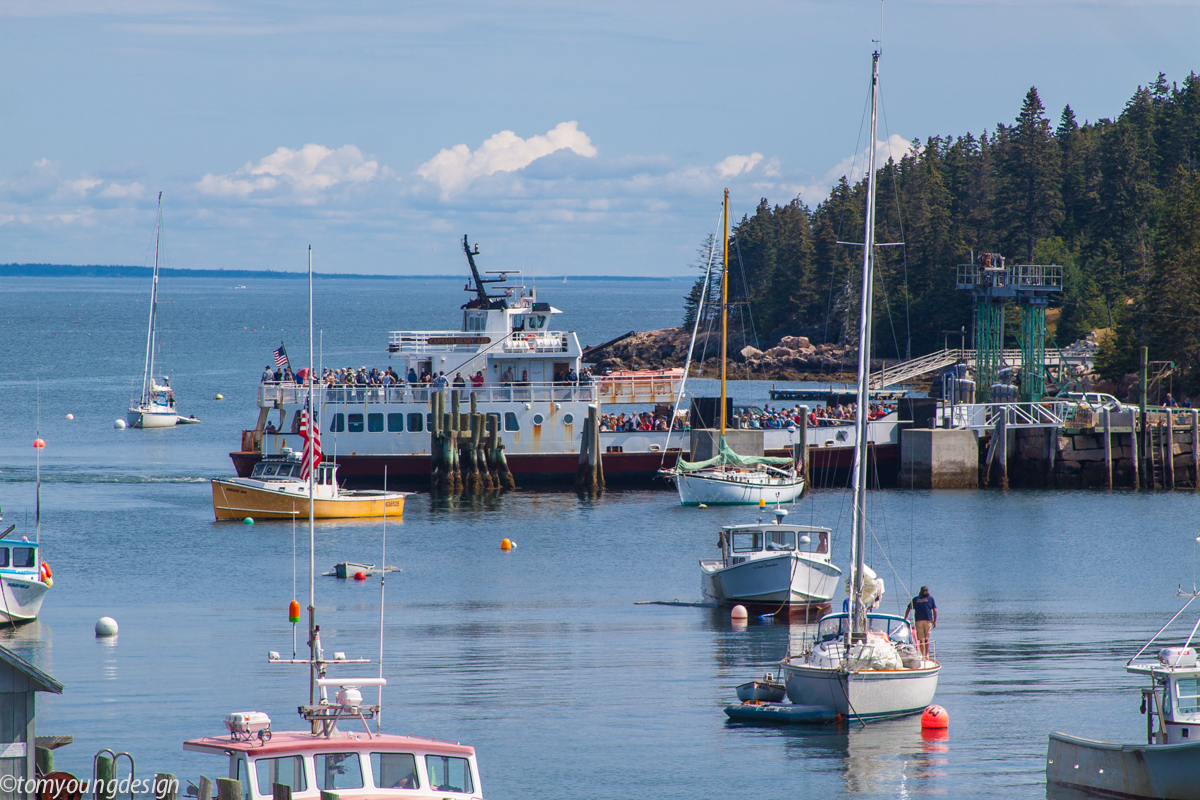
[921,705,949,729]
[33,439,45,449]
[288,599,300,623]
[354,571,367,581]
[501,538,513,551]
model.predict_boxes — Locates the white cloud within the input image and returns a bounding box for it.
[417,121,598,198]
[196,144,379,200]
[98,181,145,199]
[715,152,763,178]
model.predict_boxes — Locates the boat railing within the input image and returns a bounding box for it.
[385,330,570,354]
[259,382,598,406]
[500,332,569,353]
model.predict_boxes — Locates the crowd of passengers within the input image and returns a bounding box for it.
[261,365,595,388]
[737,402,893,429]
[600,411,689,432]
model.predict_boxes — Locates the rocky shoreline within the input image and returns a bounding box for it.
[584,327,882,383]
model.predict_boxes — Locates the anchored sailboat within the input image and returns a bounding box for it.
[662,190,804,506]
[127,193,194,428]
[778,51,940,721]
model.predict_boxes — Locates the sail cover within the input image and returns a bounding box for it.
[676,436,795,472]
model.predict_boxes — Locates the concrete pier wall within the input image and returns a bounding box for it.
[900,428,979,488]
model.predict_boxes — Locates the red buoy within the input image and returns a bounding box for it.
[288,599,300,623]
[33,439,45,449]
[354,571,367,581]
[921,704,949,729]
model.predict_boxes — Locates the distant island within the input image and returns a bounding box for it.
[0,263,675,281]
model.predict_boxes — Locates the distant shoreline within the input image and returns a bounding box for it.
[0,264,677,281]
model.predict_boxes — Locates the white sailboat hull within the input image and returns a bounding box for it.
[127,405,179,428]
[781,661,939,721]
[674,470,804,506]
[700,553,839,608]
[0,574,49,625]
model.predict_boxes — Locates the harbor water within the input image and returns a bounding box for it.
[1,276,1196,798]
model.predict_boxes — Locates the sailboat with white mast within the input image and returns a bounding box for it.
[779,51,939,720]
[662,190,804,506]
[128,192,193,428]
[184,248,485,799]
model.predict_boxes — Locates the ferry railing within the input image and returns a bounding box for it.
[258,382,598,406]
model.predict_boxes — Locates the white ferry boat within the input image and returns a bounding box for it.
[232,237,682,485]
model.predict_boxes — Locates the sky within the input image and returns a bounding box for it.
[0,0,1197,277]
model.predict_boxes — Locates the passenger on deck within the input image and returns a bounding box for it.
[471,370,485,388]
[453,372,466,388]
[502,366,514,385]
[407,367,418,384]
[433,372,449,389]
[261,366,274,383]
[283,366,296,383]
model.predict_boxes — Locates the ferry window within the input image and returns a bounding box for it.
[368,413,384,433]
[329,413,345,433]
[563,413,574,425]
[425,755,473,795]
[532,413,544,426]
[348,414,365,433]
[766,531,795,551]
[407,413,424,433]
[388,413,404,432]
[504,412,520,432]
[732,532,762,552]
[0,549,9,568]
[255,756,307,796]
[316,752,364,791]
[1178,678,1200,714]
[426,413,434,430]
[371,753,419,790]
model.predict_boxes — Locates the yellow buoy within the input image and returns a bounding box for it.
[500,538,513,551]
[215,393,224,400]
[758,498,767,508]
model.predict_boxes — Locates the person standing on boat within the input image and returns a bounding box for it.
[905,586,937,657]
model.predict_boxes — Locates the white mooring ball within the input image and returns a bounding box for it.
[95,617,119,637]
[65,414,74,420]
[114,419,126,430]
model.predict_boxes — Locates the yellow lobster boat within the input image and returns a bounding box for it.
[212,449,409,520]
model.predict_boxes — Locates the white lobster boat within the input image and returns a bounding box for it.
[700,508,840,615]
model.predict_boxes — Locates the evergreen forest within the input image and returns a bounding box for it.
[682,73,1200,391]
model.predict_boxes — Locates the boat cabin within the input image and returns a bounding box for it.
[250,453,338,488]
[0,537,41,576]
[1128,647,1200,744]
[717,518,831,569]
[185,721,482,800]
[814,612,915,646]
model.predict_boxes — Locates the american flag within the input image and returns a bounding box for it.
[299,405,322,481]
[274,343,289,368]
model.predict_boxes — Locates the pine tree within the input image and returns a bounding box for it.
[995,87,1063,262]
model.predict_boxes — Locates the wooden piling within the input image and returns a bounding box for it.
[155,774,179,800]
[997,413,1009,490]
[797,407,810,488]
[272,785,293,800]
[1103,407,1112,491]
[36,746,52,776]
[216,778,243,800]
[1167,410,1176,489]
[1192,411,1199,489]
[1132,425,1140,491]
[592,402,605,490]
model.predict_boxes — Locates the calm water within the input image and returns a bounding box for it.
[1,276,1196,799]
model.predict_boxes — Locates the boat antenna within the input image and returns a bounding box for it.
[719,189,729,450]
[377,465,387,733]
[141,193,163,403]
[849,51,881,643]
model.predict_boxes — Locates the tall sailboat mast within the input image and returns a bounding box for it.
[141,192,164,402]
[719,189,729,438]
[307,244,319,731]
[849,52,881,639]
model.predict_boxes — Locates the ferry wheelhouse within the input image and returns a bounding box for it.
[232,237,681,485]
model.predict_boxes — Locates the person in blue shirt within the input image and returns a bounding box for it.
[904,586,937,657]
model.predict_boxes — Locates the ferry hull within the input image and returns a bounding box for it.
[0,575,49,625]
[781,663,939,721]
[229,444,897,487]
[1047,732,1200,800]
[212,480,406,520]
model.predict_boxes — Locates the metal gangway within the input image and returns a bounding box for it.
[869,347,1089,389]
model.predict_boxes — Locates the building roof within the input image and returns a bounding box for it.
[0,645,64,694]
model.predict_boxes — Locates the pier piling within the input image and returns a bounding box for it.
[998,414,1009,490]
[797,407,810,487]
[1103,408,1113,490]
[216,778,243,800]
[1192,411,1199,488]
[155,774,179,800]
[198,776,214,800]
[271,785,292,800]
[1167,411,1176,489]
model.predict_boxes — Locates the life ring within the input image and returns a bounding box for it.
[524,334,537,344]
[40,561,52,581]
